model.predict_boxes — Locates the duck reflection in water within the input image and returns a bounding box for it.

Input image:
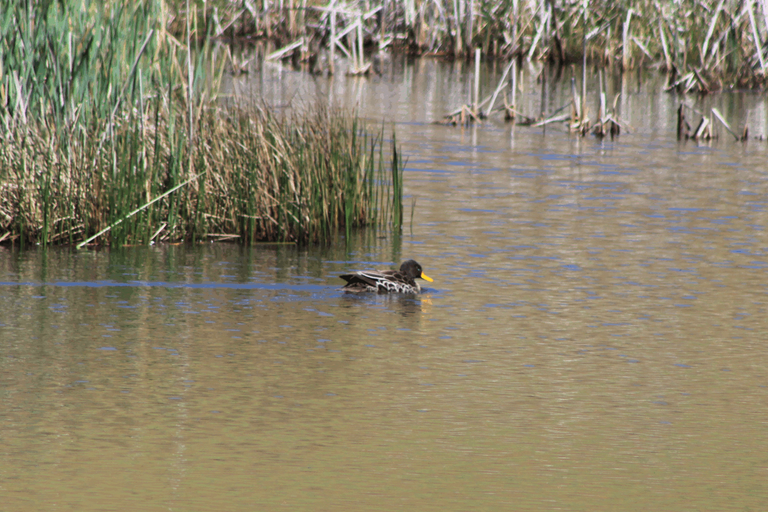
[340,289,433,318]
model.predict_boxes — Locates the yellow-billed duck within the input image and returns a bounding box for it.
[340,259,434,294]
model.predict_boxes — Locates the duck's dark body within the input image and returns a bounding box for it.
[340,260,433,294]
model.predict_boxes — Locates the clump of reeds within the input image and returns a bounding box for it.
[197,103,404,245]
[0,102,404,247]
[0,0,404,247]
[202,0,768,90]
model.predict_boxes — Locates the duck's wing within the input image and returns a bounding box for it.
[340,270,385,288]
[340,270,400,291]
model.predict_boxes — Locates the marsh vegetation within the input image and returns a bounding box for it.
[0,0,404,247]
[2,0,766,246]
[210,0,768,91]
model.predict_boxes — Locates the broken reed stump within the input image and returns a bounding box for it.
[593,118,621,139]
[439,49,487,126]
[677,103,749,142]
[437,104,485,126]
[592,71,619,139]
[677,104,689,140]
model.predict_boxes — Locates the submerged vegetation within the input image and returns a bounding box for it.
[206,0,768,91]
[0,0,403,247]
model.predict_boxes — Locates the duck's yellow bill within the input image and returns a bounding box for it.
[421,272,434,282]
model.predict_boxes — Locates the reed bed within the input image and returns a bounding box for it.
[0,0,404,247]
[0,103,404,247]
[204,0,768,90]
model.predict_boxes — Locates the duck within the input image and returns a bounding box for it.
[339,260,434,294]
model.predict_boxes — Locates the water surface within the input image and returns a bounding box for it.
[3,58,768,510]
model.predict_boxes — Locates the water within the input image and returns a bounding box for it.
[3,57,768,510]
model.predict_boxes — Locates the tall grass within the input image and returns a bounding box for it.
[0,0,404,247]
[198,104,404,245]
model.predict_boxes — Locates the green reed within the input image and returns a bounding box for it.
[207,104,402,245]
[1,100,404,247]
[0,0,404,247]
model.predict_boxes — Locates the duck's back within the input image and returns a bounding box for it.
[340,269,419,293]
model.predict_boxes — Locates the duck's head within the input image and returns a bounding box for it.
[400,260,434,282]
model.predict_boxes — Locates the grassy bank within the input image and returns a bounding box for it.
[200,0,768,90]
[0,0,403,247]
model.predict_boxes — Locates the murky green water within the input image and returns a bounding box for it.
[3,59,768,510]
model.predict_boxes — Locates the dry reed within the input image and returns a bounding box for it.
[204,0,768,90]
